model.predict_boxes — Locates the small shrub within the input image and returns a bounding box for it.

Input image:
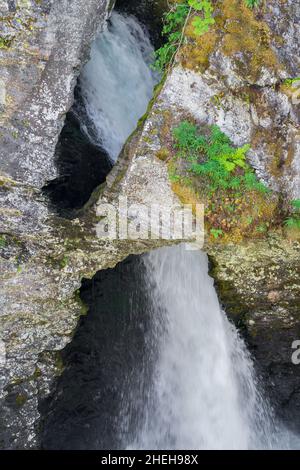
[170,120,277,241]
[154,0,215,71]
[172,121,268,195]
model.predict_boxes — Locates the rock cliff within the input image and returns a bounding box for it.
[0,0,299,448]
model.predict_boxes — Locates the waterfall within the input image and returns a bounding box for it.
[79,12,158,162]
[123,245,290,450]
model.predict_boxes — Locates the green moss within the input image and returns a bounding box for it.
[0,37,12,49]
[156,147,170,161]
[75,289,89,317]
[55,353,64,373]
[59,255,69,269]
[32,367,42,379]
[175,0,281,80]
[220,0,279,81]
[15,394,27,407]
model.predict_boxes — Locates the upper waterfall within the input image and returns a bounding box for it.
[79,12,158,161]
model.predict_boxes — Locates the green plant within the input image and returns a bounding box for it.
[172,121,269,195]
[283,77,300,86]
[210,228,223,239]
[284,199,300,231]
[256,223,268,233]
[291,199,300,210]
[190,0,215,35]
[60,255,69,269]
[244,0,260,8]
[154,0,215,71]
[284,217,300,230]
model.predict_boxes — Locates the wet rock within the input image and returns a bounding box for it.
[208,236,300,432]
[0,0,115,449]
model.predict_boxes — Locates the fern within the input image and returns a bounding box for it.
[284,199,300,231]
[210,228,224,239]
[173,122,268,195]
[245,0,261,8]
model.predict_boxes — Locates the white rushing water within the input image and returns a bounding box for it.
[126,245,289,450]
[79,12,158,161]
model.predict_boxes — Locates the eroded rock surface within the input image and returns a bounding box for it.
[209,237,300,431]
[0,0,116,449]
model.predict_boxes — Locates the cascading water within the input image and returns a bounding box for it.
[124,245,276,450]
[79,12,158,161]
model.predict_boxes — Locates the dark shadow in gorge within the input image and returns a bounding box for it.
[42,0,165,218]
[40,255,156,450]
[42,86,112,218]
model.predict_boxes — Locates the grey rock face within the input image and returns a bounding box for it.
[0,0,115,449]
[209,237,300,432]
[157,65,300,199]
[0,0,111,186]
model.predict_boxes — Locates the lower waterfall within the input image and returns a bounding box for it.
[42,245,299,450]
[124,245,275,450]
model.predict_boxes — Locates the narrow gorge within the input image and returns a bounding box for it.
[0,0,299,452]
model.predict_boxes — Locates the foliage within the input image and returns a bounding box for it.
[291,199,300,210]
[284,199,300,231]
[172,121,269,194]
[284,217,300,230]
[154,0,215,71]
[169,121,278,242]
[283,77,300,86]
[190,0,215,35]
[244,0,260,8]
[210,228,224,239]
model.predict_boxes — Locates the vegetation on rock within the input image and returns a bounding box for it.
[285,200,300,231]
[167,120,279,243]
[154,0,215,70]
[244,0,260,8]
[154,0,279,80]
